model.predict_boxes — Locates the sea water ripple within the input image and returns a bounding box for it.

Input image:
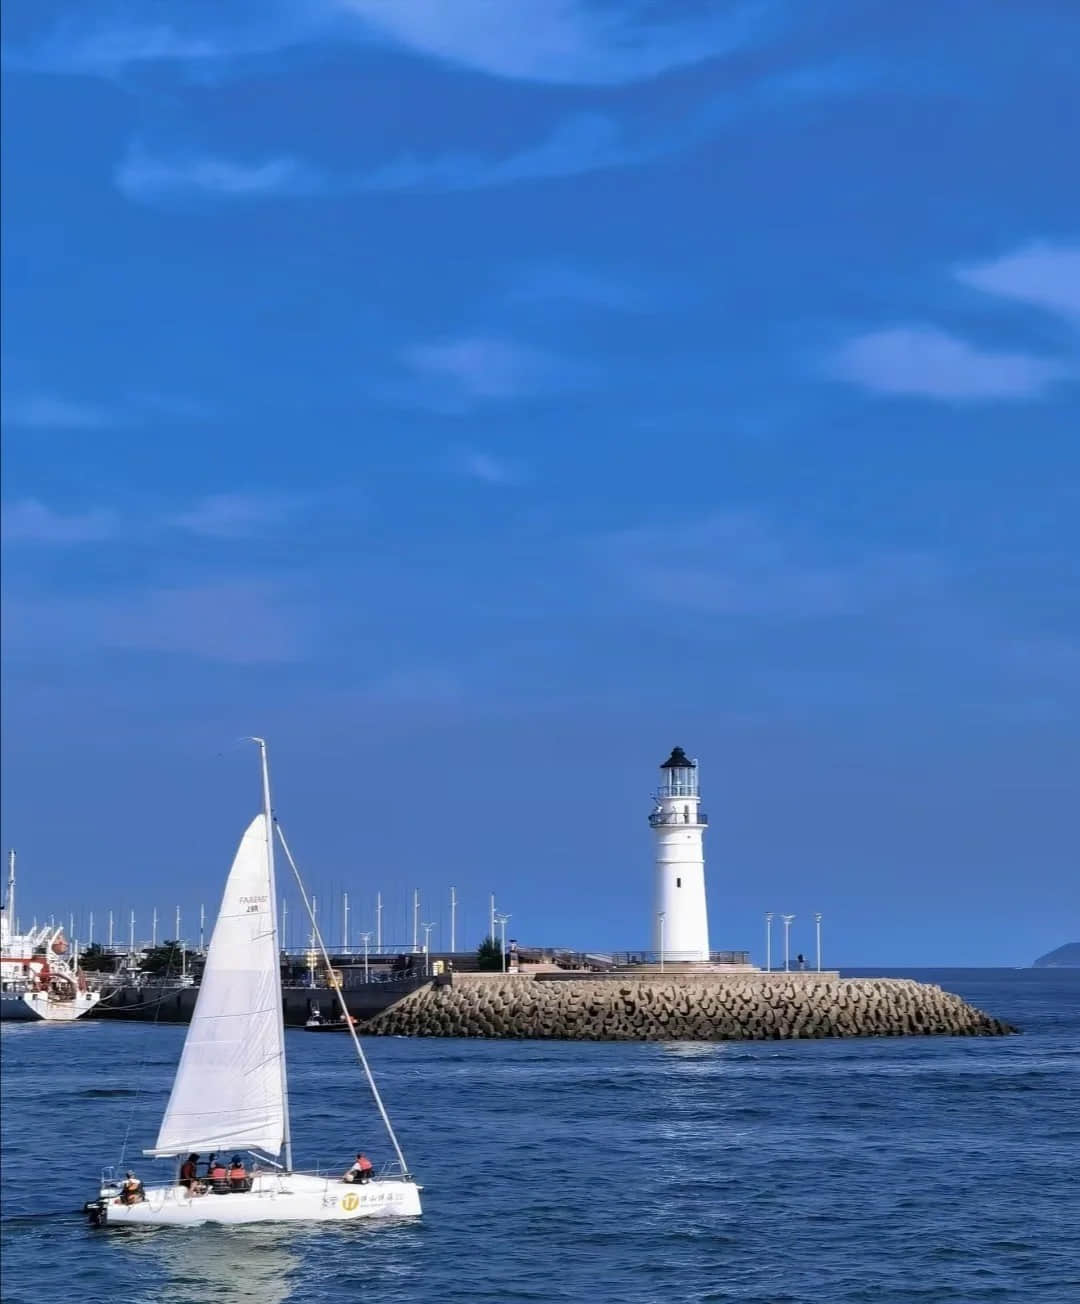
[1,969,1077,1304]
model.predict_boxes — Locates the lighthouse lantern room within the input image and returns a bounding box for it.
[650,747,710,963]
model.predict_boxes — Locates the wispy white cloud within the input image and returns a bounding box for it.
[112,52,879,206]
[599,512,945,619]
[1,500,118,546]
[2,12,311,77]
[7,1,775,86]
[336,0,774,86]
[827,326,1072,401]
[3,579,310,664]
[4,388,211,428]
[359,666,465,706]
[116,144,322,203]
[403,335,582,406]
[451,448,526,486]
[955,240,1080,322]
[3,489,313,548]
[169,491,311,539]
[359,112,639,192]
[508,262,648,311]
[2,393,119,430]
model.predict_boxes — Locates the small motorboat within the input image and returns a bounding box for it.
[304,1009,357,1032]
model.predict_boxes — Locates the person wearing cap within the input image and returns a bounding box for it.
[228,1156,249,1192]
[342,1152,374,1184]
[118,1172,145,1205]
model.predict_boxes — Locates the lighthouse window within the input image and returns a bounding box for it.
[676,877,682,887]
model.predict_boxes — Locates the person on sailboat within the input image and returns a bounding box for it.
[118,1172,145,1205]
[179,1154,199,1189]
[209,1157,230,1194]
[228,1156,250,1192]
[343,1153,374,1184]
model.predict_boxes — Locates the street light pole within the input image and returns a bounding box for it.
[658,911,666,974]
[152,907,158,947]
[494,912,510,972]
[88,911,94,946]
[765,912,773,973]
[782,914,795,972]
[450,886,457,954]
[490,893,496,946]
[359,932,372,982]
[412,889,420,954]
[376,892,382,954]
[421,922,436,975]
[342,891,349,954]
[815,913,823,972]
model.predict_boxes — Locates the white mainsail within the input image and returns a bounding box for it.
[147,814,287,1157]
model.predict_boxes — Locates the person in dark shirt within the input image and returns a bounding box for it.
[179,1153,199,1189]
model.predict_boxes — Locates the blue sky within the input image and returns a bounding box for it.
[2,0,1077,966]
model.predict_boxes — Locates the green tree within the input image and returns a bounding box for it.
[476,935,503,971]
[140,940,189,975]
[77,942,115,972]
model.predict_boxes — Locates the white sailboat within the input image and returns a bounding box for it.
[84,739,421,1227]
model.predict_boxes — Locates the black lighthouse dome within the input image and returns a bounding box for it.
[660,746,696,770]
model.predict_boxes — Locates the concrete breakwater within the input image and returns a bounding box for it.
[363,975,1016,1040]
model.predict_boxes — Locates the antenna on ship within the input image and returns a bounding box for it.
[1,850,13,946]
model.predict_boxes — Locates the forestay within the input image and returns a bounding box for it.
[146,814,286,1157]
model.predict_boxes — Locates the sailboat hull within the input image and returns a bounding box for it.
[88,1173,422,1227]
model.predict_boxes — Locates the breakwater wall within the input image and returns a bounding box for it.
[91,978,427,1026]
[363,975,1015,1040]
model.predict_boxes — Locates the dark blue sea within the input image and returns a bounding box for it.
[2,969,1077,1304]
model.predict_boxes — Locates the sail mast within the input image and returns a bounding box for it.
[254,737,292,1173]
[1,850,14,945]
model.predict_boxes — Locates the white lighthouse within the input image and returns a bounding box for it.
[650,747,710,963]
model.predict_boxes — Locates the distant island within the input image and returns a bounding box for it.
[1033,943,1080,968]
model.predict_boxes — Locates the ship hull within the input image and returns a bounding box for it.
[86,1172,422,1226]
[0,989,100,1022]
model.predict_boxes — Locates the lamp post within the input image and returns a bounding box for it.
[129,910,135,953]
[359,931,372,982]
[450,886,457,954]
[815,912,823,972]
[376,892,382,954]
[412,889,420,954]
[765,912,774,973]
[781,914,795,973]
[88,911,94,946]
[152,907,158,948]
[175,906,181,943]
[342,891,349,954]
[108,910,114,949]
[658,911,666,974]
[490,893,496,947]
[494,912,510,973]
[421,922,436,975]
